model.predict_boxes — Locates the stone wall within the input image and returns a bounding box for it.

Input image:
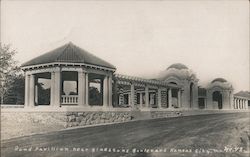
[65,111,132,127]
[151,111,182,118]
[1,110,132,140]
[1,112,66,140]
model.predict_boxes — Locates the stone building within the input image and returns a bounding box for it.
[21,42,249,110]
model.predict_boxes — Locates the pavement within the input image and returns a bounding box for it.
[1,112,249,157]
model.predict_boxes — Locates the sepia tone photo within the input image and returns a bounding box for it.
[1,0,249,157]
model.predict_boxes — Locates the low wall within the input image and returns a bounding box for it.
[65,111,132,127]
[1,110,132,140]
[1,108,248,140]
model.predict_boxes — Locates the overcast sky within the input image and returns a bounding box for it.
[1,0,249,93]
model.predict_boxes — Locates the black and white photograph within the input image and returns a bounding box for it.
[0,0,249,157]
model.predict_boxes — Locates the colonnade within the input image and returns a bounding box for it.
[118,83,182,109]
[233,97,248,110]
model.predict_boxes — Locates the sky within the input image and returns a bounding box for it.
[1,0,249,93]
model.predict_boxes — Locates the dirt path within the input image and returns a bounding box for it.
[1,112,249,157]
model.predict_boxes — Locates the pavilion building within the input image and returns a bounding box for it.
[21,42,249,110]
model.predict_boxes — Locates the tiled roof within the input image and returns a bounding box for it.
[21,42,116,69]
[234,91,250,99]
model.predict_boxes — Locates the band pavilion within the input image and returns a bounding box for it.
[21,42,182,110]
[21,42,248,110]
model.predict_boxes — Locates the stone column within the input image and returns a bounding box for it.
[35,84,38,105]
[178,90,181,108]
[222,91,230,109]
[140,92,143,108]
[29,74,35,107]
[158,88,162,108]
[168,88,172,108]
[78,69,85,106]
[108,75,113,107]
[24,73,30,107]
[103,76,108,107]
[246,100,248,109]
[237,99,240,109]
[230,91,234,109]
[118,88,124,105]
[145,86,149,108]
[233,98,236,109]
[54,68,61,107]
[206,90,213,109]
[113,79,118,107]
[85,73,89,105]
[130,83,135,108]
[50,72,55,106]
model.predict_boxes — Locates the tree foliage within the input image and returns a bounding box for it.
[0,43,24,104]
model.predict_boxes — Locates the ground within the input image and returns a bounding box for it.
[1,112,249,157]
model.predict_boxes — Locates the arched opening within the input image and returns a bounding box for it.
[171,88,178,108]
[190,82,194,108]
[169,82,177,85]
[212,91,223,109]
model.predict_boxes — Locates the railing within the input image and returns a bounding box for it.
[61,95,78,104]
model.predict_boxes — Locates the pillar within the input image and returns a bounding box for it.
[222,91,230,109]
[168,88,172,108]
[230,92,234,109]
[29,74,35,107]
[78,69,85,106]
[233,98,236,109]
[140,92,143,108]
[24,73,30,107]
[103,76,108,107]
[130,83,135,108]
[237,99,240,109]
[50,72,55,106]
[113,79,118,107]
[118,88,124,105]
[108,76,112,107]
[50,68,61,107]
[158,88,162,108]
[145,86,149,108]
[85,73,89,105]
[246,100,248,109]
[35,84,38,105]
[54,68,61,107]
[178,90,181,108]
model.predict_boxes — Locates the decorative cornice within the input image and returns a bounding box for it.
[115,73,181,89]
[21,62,116,72]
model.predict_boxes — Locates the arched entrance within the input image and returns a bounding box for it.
[212,91,223,109]
[190,82,194,108]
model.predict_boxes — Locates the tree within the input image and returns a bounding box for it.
[4,74,25,104]
[0,43,22,104]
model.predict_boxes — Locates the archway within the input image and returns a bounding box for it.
[212,91,223,109]
[190,82,194,108]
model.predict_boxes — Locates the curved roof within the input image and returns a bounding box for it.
[211,78,227,83]
[167,63,188,70]
[21,42,116,69]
